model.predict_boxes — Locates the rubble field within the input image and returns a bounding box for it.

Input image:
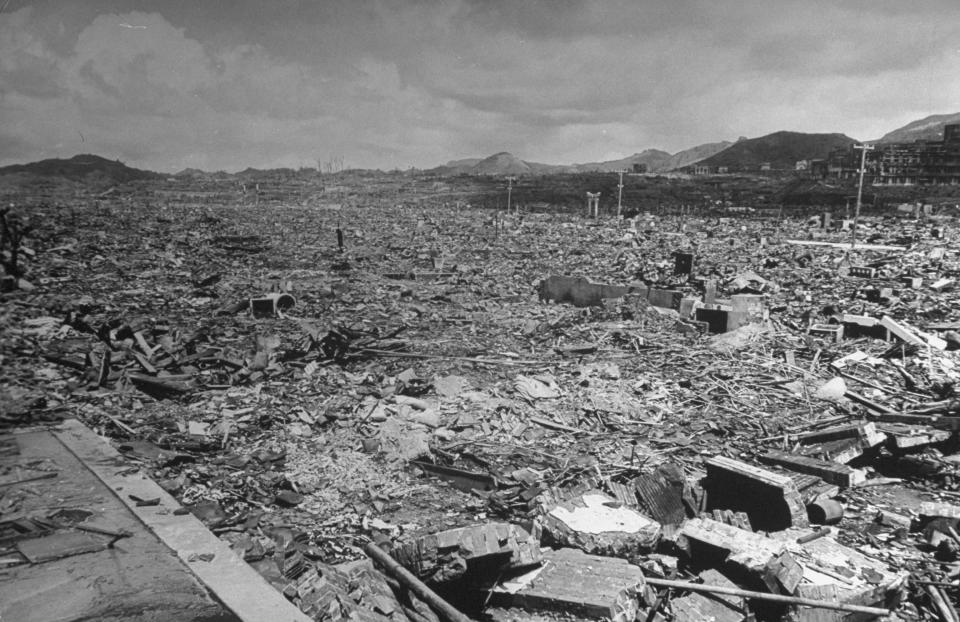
[4,180,960,622]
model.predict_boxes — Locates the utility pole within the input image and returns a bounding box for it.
[616,169,626,225]
[851,144,874,248]
[505,176,517,215]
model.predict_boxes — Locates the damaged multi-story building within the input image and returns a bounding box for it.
[828,123,960,185]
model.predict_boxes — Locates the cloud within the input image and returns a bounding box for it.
[2,1,960,170]
[0,8,466,170]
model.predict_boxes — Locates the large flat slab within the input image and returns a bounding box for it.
[51,419,312,622]
[0,424,248,622]
[491,547,645,622]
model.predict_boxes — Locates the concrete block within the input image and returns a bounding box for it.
[538,276,630,308]
[808,324,843,343]
[840,315,888,340]
[695,307,729,334]
[758,450,866,488]
[647,288,682,310]
[538,276,602,307]
[250,292,296,318]
[543,491,661,555]
[931,277,954,291]
[704,279,718,305]
[678,296,699,319]
[729,294,764,331]
[392,523,541,583]
[847,266,876,278]
[704,457,809,531]
[490,548,645,622]
[900,276,923,289]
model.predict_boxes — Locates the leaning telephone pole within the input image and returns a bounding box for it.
[851,144,874,248]
[505,176,517,214]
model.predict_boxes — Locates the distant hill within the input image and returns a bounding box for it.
[469,152,534,175]
[0,154,161,183]
[694,132,856,171]
[443,157,482,168]
[876,112,960,144]
[175,167,210,178]
[661,141,732,171]
[571,149,672,173]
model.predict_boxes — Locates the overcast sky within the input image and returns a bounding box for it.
[2,0,959,172]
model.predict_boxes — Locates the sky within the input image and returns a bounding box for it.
[1,0,959,172]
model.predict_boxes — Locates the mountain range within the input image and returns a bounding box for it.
[2,112,958,182]
[434,141,733,176]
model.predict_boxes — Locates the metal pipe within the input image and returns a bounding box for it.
[363,541,474,622]
[645,577,890,616]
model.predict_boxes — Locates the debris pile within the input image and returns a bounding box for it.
[4,192,960,620]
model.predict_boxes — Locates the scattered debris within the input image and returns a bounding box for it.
[6,182,960,621]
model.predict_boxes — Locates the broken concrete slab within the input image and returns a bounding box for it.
[670,569,745,622]
[919,502,960,521]
[677,517,797,592]
[794,423,887,465]
[703,456,809,531]
[391,522,542,583]
[542,490,661,555]
[490,547,646,622]
[793,422,886,449]
[758,450,867,488]
[16,531,107,563]
[880,315,925,346]
[877,423,952,451]
[778,531,909,619]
